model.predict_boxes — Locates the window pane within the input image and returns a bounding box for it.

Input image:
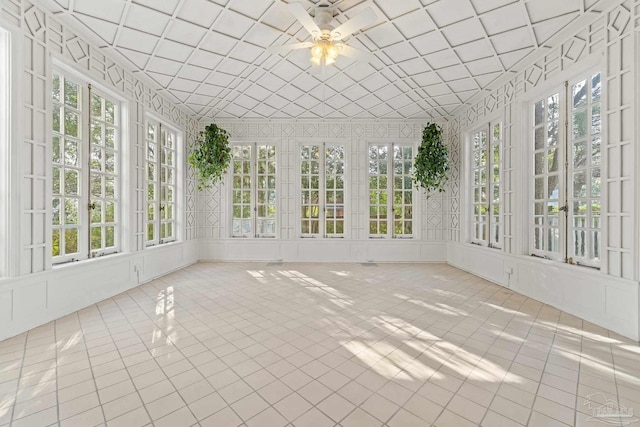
[232,145,253,237]
[64,110,79,138]
[64,79,79,108]
[568,72,601,265]
[256,145,276,237]
[572,79,587,109]
[89,91,119,254]
[369,145,388,236]
[52,72,85,261]
[325,145,345,237]
[105,226,115,247]
[531,93,561,257]
[394,145,413,237]
[471,130,488,243]
[146,121,176,245]
[91,227,102,251]
[65,228,79,255]
[490,122,502,248]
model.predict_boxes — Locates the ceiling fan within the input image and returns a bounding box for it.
[269,1,377,68]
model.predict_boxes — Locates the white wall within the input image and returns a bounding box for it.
[200,240,445,263]
[448,242,639,340]
[0,1,199,341]
[2,0,639,343]
[197,121,448,263]
[448,0,640,340]
[0,241,198,341]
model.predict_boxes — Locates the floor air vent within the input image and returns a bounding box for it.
[361,262,377,267]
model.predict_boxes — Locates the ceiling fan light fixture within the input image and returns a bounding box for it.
[311,44,324,59]
[275,3,377,70]
[326,45,338,60]
[309,39,339,66]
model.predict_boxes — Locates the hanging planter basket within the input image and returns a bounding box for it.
[413,123,449,194]
[188,123,232,190]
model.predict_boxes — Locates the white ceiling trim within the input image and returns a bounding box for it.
[34,0,616,122]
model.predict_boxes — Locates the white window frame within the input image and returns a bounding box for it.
[568,71,602,267]
[229,142,277,238]
[51,65,125,264]
[0,25,18,276]
[470,120,502,249]
[528,68,602,268]
[368,142,415,239]
[145,116,180,247]
[299,142,346,239]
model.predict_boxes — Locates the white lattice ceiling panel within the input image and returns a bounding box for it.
[431,2,475,25]
[74,0,125,23]
[393,9,434,38]
[35,0,617,121]
[491,27,534,55]
[166,20,208,47]
[441,18,486,46]
[116,27,158,54]
[454,39,494,62]
[124,5,169,37]
[177,0,221,28]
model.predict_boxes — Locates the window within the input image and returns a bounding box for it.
[146,118,177,246]
[300,144,345,237]
[369,144,414,238]
[531,72,601,267]
[470,121,502,248]
[52,72,121,263]
[0,27,10,276]
[231,144,277,238]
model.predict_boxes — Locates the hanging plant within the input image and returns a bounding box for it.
[189,123,231,190]
[413,123,449,194]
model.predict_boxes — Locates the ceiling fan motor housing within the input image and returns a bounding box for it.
[314,6,333,31]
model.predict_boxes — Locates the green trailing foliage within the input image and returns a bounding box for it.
[189,123,231,190]
[413,123,449,195]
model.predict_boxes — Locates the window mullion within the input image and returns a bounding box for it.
[389,143,394,239]
[158,123,163,244]
[156,123,162,245]
[490,121,503,249]
[83,83,92,259]
[320,143,326,237]
[562,82,570,263]
[485,123,491,247]
[252,143,257,238]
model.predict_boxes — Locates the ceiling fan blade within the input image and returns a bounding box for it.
[337,44,374,63]
[330,7,377,40]
[267,42,314,54]
[286,2,321,38]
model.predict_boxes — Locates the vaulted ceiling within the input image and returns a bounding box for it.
[36,0,610,121]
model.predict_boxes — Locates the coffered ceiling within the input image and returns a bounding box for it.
[36,0,610,121]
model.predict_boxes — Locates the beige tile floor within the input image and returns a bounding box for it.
[1,262,639,427]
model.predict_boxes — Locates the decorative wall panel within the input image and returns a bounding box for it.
[17,1,199,274]
[197,120,447,244]
[605,0,634,278]
[451,1,637,281]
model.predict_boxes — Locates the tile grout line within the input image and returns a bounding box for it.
[3,263,639,427]
[523,309,567,426]
[92,300,159,425]
[115,279,251,425]
[74,310,110,426]
[7,332,29,425]
[476,296,543,426]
